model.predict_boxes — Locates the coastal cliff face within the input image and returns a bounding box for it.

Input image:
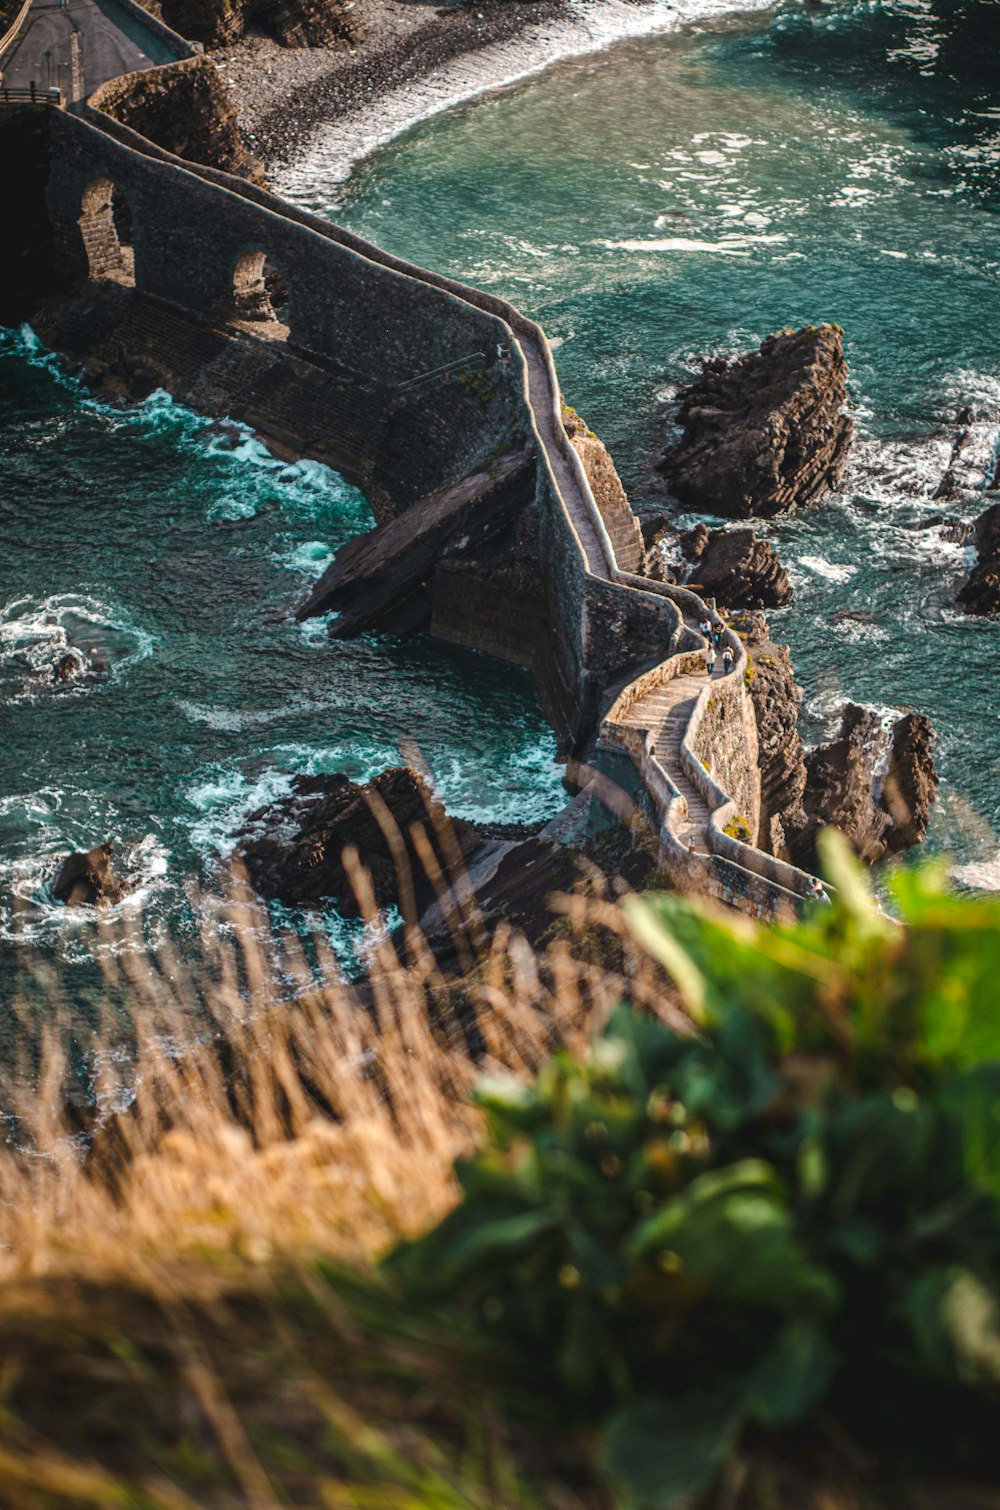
[738,615,809,859]
[563,404,645,574]
[659,324,852,518]
[95,58,264,180]
[141,0,361,49]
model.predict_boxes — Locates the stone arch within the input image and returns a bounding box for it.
[78,178,134,285]
[229,250,290,336]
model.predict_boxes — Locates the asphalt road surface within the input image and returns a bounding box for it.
[1,0,177,102]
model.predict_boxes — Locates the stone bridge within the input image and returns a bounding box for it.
[0,14,819,917]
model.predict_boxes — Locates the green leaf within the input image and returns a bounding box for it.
[603,1390,743,1508]
[745,1320,839,1427]
[939,1067,1000,1197]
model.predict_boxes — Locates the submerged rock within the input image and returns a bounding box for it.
[236,766,482,914]
[51,843,126,906]
[958,501,1000,615]
[659,324,852,517]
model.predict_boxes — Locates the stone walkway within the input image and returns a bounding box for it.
[1,0,175,103]
[618,669,711,850]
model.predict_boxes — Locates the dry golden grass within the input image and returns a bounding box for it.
[0,802,683,1507]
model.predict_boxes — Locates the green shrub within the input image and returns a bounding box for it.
[389,837,1000,1506]
[723,814,752,843]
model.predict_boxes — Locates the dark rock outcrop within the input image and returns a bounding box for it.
[51,843,126,906]
[95,58,263,181]
[296,450,534,635]
[958,502,1000,615]
[51,652,83,684]
[641,520,792,608]
[791,705,938,869]
[236,766,482,914]
[659,324,852,517]
[682,525,793,608]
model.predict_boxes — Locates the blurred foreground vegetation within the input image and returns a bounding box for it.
[2,838,1000,1508]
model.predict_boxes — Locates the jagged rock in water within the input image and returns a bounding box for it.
[659,324,852,517]
[563,405,645,573]
[684,526,793,608]
[790,704,938,869]
[734,612,809,859]
[236,767,482,914]
[958,502,1000,615]
[96,58,263,181]
[51,652,83,683]
[882,713,938,852]
[51,843,126,906]
[640,520,792,607]
[933,405,976,502]
[296,450,534,636]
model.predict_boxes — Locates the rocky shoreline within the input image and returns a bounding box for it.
[209,0,572,172]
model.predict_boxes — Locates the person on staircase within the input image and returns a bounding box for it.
[706,645,717,676]
[722,644,734,675]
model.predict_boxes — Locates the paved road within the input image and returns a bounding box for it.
[1,0,176,103]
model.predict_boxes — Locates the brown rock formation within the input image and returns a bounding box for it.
[682,525,793,608]
[958,502,1000,615]
[659,324,852,517]
[236,767,482,914]
[735,613,809,859]
[791,705,938,869]
[563,404,645,573]
[51,843,126,906]
[147,0,361,49]
[296,450,534,635]
[96,58,263,181]
[265,0,362,47]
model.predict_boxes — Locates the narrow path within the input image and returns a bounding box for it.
[519,337,607,571]
[619,670,712,850]
[1,0,175,102]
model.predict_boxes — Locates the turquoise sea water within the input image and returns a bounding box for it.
[3,0,1000,986]
[288,0,1000,886]
[0,331,566,963]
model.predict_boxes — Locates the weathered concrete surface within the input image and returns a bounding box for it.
[563,403,644,574]
[660,324,852,518]
[1,0,180,103]
[296,449,535,634]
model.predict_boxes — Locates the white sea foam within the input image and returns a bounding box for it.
[953,852,1000,892]
[0,592,154,701]
[275,0,778,202]
[796,555,858,584]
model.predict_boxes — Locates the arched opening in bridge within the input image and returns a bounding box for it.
[78,178,135,286]
[230,251,290,339]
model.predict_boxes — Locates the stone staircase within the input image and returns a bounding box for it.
[617,669,711,851]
